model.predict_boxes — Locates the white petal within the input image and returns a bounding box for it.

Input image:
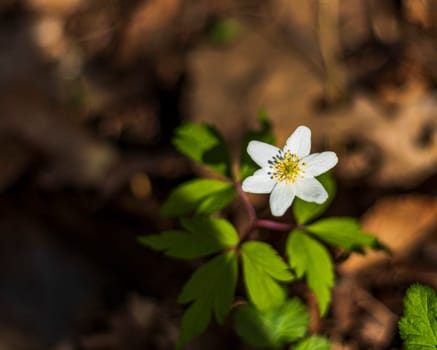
[295,177,328,204]
[269,182,295,217]
[253,168,269,176]
[242,171,276,194]
[284,126,311,158]
[247,141,281,168]
[302,151,338,177]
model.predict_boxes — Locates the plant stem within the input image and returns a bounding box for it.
[234,182,293,240]
[255,220,293,232]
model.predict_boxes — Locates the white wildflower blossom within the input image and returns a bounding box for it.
[242,126,338,217]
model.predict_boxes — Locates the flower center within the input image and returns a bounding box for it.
[267,150,305,183]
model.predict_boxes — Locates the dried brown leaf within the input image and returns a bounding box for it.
[339,195,437,275]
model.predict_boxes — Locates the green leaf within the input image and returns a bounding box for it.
[173,123,231,176]
[234,298,310,348]
[399,284,437,350]
[138,217,239,259]
[177,251,238,348]
[292,172,336,224]
[239,109,276,180]
[293,336,331,350]
[287,230,334,316]
[306,217,382,253]
[161,178,236,217]
[177,298,210,350]
[195,185,236,215]
[241,241,294,310]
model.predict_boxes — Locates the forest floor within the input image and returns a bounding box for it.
[0,0,437,349]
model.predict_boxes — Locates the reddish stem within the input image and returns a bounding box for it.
[255,220,293,232]
[234,181,294,239]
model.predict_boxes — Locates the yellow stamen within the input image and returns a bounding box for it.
[267,150,305,183]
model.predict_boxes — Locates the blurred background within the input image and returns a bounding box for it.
[1,0,437,349]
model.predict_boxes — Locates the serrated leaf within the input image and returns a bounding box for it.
[161,178,236,217]
[306,217,382,253]
[173,123,231,176]
[234,298,309,348]
[179,216,239,247]
[138,217,239,259]
[241,241,294,310]
[195,185,236,215]
[177,298,210,350]
[287,230,334,315]
[292,172,336,224]
[177,251,238,348]
[399,284,437,350]
[293,336,331,350]
[239,109,276,180]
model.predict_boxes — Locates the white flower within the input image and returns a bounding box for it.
[242,125,338,217]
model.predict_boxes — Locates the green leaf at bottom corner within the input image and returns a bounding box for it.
[399,284,437,350]
[292,172,336,224]
[177,251,238,348]
[292,336,331,350]
[286,230,334,316]
[234,298,310,348]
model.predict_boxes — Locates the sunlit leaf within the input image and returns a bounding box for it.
[307,217,383,253]
[292,336,331,350]
[195,185,236,215]
[139,217,239,259]
[241,241,294,310]
[287,230,334,315]
[161,178,236,217]
[173,123,231,176]
[399,284,437,350]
